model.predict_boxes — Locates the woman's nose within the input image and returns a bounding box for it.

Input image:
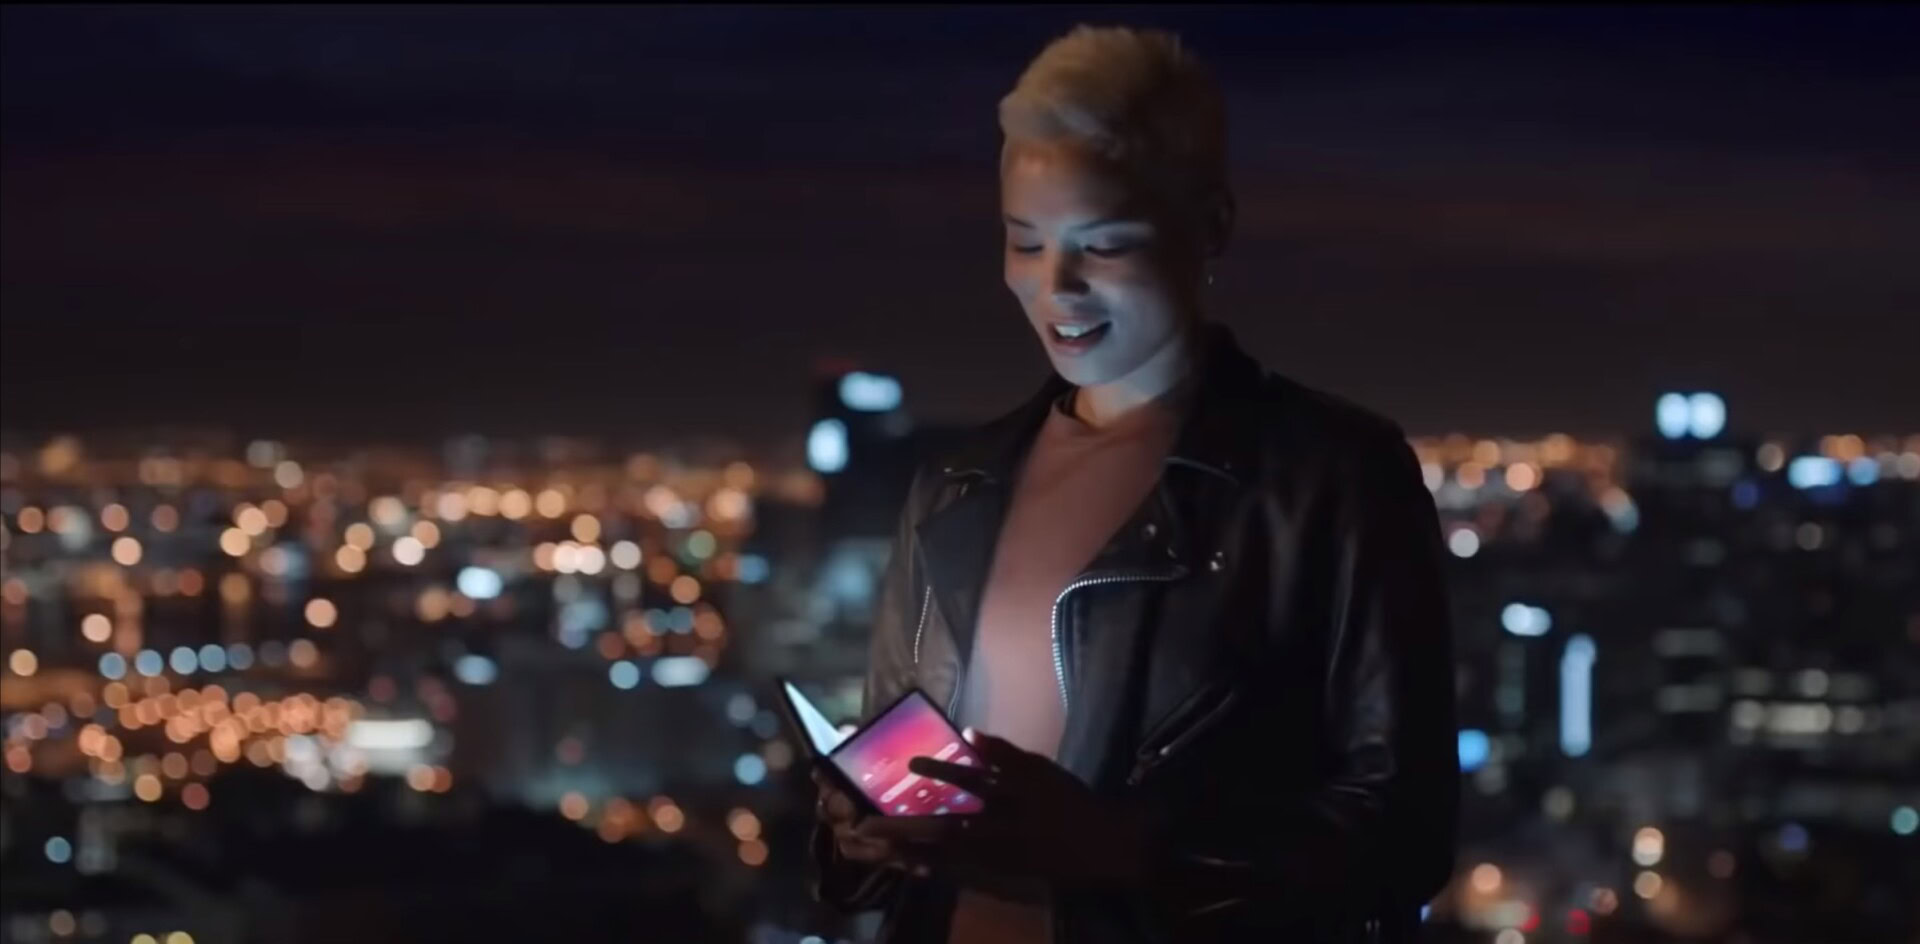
[1047,254,1089,299]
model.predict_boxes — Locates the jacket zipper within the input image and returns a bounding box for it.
[1049,569,1185,712]
[910,586,933,665]
[1125,686,1241,786]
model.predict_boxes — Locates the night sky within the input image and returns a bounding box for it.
[3,6,1916,450]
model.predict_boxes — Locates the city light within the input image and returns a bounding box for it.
[169,647,199,674]
[807,419,849,473]
[1447,527,1480,558]
[1560,634,1596,757]
[344,522,377,550]
[652,656,710,687]
[1632,826,1665,866]
[135,650,164,677]
[392,536,425,566]
[1502,603,1552,637]
[1890,806,1917,837]
[1633,870,1663,899]
[1457,729,1490,772]
[305,598,338,629]
[335,544,367,573]
[738,838,770,866]
[1688,392,1726,438]
[7,648,38,676]
[734,753,767,785]
[45,836,72,863]
[347,719,434,751]
[218,528,250,557]
[1787,456,1842,489]
[838,371,903,412]
[81,613,113,642]
[111,536,143,565]
[453,654,498,686]
[1470,863,1502,893]
[737,554,770,583]
[99,652,127,679]
[610,540,642,570]
[1656,394,1691,439]
[609,661,641,690]
[727,808,762,841]
[457,566,504,600]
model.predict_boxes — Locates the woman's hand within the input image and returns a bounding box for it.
[851,729,1151,889]
[813,767,927,876]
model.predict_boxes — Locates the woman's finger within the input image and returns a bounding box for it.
[907,757,1001,796]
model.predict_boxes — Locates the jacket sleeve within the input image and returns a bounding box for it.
[1143,432,1459,924]
[809,466,931,912]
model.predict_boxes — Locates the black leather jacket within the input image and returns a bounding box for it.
[812,324,1458,943]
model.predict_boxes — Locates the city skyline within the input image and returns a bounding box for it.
[4,6,1918,443]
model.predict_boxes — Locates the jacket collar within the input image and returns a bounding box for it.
[937,321,1266,488]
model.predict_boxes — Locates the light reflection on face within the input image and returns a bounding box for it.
[1001,140,1202,388]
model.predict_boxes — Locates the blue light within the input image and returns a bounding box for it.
[727,693,757,725]
[1687,392,1726,439]
[44,837,72,864]
[609,660,641,690]
[1778,822,1809,853]
[1847,458,1879,487]
[457,566,504,600]
[169,646,198,675]
[838,372,903,413]
[734,753,768,785]
[453,654,498,686]
[736,554,770,584]
[134,649,163,677]
[1560,634,1596,758]
[1655,393,1691,440]
[1501,603,1551,637]
[807,419,849,474]
[1787,456,1841,489]
[1457,729,1490,772]
[652,656,710,687]
[1731,480,1760,510]
[226,643,255,670]
[98,652,126,680]
[1893,806,1919,836]
[197,644,227,673]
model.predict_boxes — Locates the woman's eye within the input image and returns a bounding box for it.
[1008,243,1043,255]
[1086,245,1136,258]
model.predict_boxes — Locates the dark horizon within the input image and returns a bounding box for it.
[4,6,1917,445]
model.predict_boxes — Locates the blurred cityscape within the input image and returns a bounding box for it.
[2,372,1917,944]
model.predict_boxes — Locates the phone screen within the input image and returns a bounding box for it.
[828,691,987,816]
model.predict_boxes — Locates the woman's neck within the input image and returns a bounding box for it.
[1070,325,1201,429]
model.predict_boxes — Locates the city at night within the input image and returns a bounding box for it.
[2,7,1916,944]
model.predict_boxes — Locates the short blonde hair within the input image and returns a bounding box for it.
[998,25,1229,214]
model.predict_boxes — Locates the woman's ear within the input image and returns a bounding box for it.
[1205,191,1236,258]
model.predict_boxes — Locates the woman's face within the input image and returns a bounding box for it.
[1001,140,1202,388]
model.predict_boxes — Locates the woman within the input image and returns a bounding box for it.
[811,24,1457,944]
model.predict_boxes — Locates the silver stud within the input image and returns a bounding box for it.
[1209,550,1226,571]
[1143,522,1158,539]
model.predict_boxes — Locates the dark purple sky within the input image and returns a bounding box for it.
[3,5,1916,448]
